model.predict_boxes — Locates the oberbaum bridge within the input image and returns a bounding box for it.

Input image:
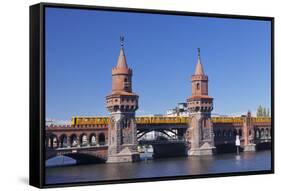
[46,38,271,164]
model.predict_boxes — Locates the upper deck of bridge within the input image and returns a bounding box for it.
[70,116,271,126]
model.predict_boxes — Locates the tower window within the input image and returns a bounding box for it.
[196,83,200,90]
[124,78,130,91]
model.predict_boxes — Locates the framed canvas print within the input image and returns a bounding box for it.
[29,2,274,188]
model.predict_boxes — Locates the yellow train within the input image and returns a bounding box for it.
[71,116,109,125]
[135,116,189,124]
[211,117,244,123]
[71,116,271,126]
[71,116,190,125]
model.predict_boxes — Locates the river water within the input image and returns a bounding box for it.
[45,150,271,185]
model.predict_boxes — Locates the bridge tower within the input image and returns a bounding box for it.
[105,36,140,163]
[186,48,216,155]
[242,111,256,151]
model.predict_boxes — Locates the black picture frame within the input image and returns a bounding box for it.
[29,2,274,188]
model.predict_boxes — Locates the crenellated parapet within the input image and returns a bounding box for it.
[106,93,138,113]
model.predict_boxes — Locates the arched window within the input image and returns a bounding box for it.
[124,78,130,91]
[196,83,200,90]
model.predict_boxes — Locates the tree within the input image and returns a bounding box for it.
[267,108,270,117]
[256,105,270,117]
[263,108,267,117]
[257,105,262,117]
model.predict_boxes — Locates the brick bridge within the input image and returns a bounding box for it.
[46,41,272,163]
[46,115,271,162]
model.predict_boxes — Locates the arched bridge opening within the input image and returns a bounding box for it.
[214,128,243,154]
[137,130,187,158]
[46,153,106,166]
[254,127,271,151]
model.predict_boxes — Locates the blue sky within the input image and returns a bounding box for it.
[45,7,271,121]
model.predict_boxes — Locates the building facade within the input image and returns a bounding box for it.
[166,103,188,116]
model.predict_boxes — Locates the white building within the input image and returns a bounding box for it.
[166,102,188,116]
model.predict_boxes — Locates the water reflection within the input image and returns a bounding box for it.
[46,150,271,185]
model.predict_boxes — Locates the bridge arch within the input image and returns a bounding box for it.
[98,133,106,145]
[217,129,221,137]
[260,128,265,138]
[80,134,88,147]
[46,153,106,165]
[227,129,232,138]
[47,134,58,149]
[267,127,271,138]
[233,129,237,137]
[89,133,97,146]
[59,134,68,148]
[137,129,178,140]
[255,129,260,139]
[222,130,227,137]
[265,128,269,138]
[238,129,242,137]
[70,134,78,147]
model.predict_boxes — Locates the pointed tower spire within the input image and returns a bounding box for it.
[194,48,205,75]
[116,35,128,68]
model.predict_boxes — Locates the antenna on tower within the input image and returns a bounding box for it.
[197,48,201,60]
[120,35,125,47]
